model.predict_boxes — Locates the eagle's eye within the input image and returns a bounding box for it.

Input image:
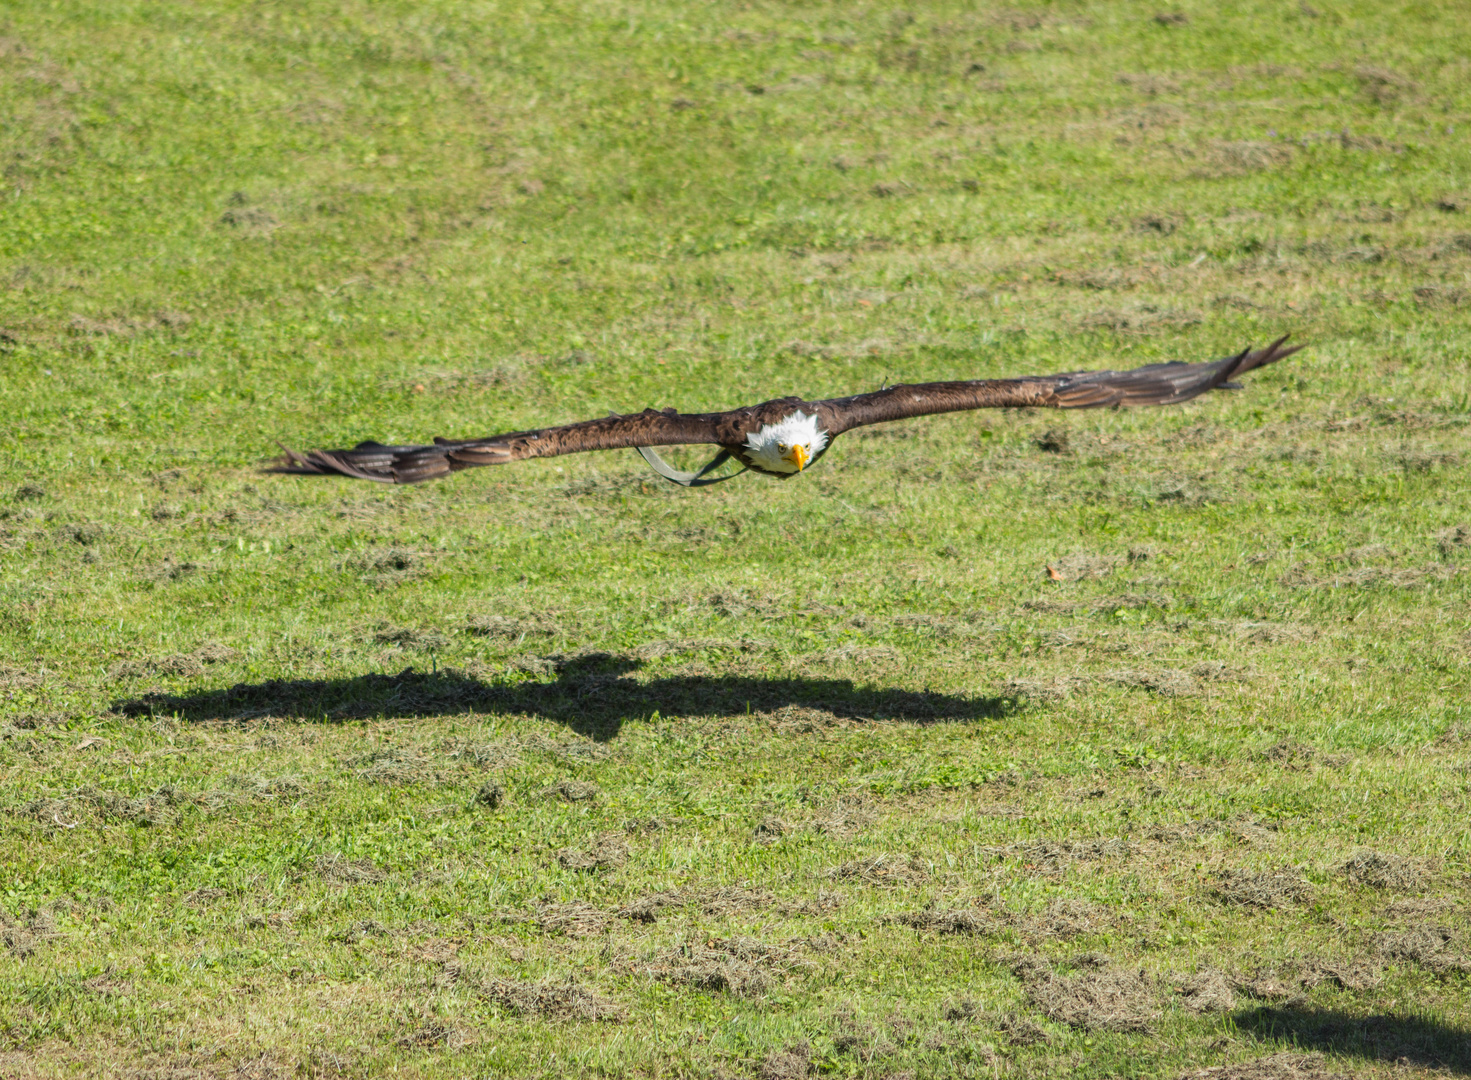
[777,443,787,452]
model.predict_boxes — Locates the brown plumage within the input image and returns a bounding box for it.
[274,335,1301,486]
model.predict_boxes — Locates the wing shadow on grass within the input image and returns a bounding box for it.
[113,653,1011,740]
[1234,1006,1471,1075]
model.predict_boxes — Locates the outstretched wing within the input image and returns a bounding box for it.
[275,408,742,484]
[815,336,1302,436]
[275,337,1302,485]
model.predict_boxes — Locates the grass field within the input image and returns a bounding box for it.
[2,1,1471,1076]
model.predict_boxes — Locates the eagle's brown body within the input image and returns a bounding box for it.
[276,336,1301,485]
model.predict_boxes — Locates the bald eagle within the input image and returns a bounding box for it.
[276,336,1301,487]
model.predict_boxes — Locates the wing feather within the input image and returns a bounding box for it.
[274,409,732,484]
[817,336,1301,434]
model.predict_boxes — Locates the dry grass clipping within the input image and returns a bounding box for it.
[1,908,58,958]
[352,747,438,785]
[528,901,612,937]
[1174,969,1237,1012]
[313,854,388,885]
[1016,955,1158,1032]
[1179,1054,1353,1080]
[1339,850,1429,890]
[477,977,622,1021]
[828,853,927,885]
[620,885,774,924]
[1373,928,1471,976]
[644,937,807,997]
[1211,868,1312,908]
[895,908,1002,936]
[541,779,600,802]
[555,832,628,872]
[985,838,1135,874]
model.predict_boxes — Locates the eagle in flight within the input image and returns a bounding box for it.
[277,336,1301,487]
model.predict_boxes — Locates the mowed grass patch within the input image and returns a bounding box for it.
[2,0,1471,1076]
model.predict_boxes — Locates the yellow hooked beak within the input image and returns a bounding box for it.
[783,444,810,472]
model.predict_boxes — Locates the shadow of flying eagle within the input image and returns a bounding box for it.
[275,336,1302,487]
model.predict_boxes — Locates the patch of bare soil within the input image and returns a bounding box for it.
[477,977,622,1021]
[1211,868,1313,908]
[1339,850,1430,890]
[1014,954,1158,1032]
[644,937,809,997]
[219,205,280,233]
[1174,969,1236,1012]
[1179,1053,1352,1080]
[828,853,928,886]
[555,832,628,872]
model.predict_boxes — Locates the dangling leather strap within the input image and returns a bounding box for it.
[635,446,747,486]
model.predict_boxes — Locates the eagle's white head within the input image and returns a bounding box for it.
[743,410,829,474]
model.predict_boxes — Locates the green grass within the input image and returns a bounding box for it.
[3,0,1471,1076]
